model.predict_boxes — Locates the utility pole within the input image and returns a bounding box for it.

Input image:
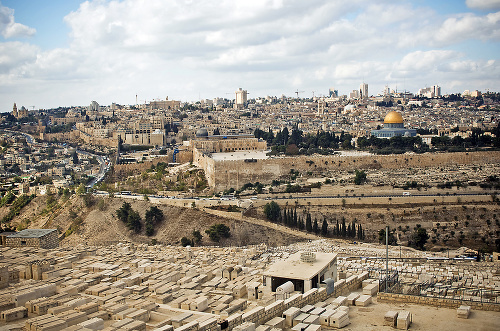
[386,225,389,292]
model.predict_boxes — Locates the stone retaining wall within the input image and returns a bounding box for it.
[377,292,500,312]
[205,151,500,191]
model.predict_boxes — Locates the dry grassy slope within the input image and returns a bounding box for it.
[0,195,50,229]
[0,195,306,247]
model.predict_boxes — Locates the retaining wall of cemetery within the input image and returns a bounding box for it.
[377,292,500,312]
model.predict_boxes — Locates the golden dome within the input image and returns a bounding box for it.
[384,111,404,124]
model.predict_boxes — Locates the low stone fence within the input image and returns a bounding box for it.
[377,292,500,312]
[331,272,368,297]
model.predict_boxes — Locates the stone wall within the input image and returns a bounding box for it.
[377,292,500,312]
[39,131,77,143]
[205,151,500,191]
[0,265,8,289]
[331,272,368,297]
[39,230,59,249]
[5,230,58,249]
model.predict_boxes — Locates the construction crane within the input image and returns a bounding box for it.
[295,89,305,98]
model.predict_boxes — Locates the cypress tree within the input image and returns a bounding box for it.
[306,213,312,232]
[321,218,328,236]
[313,218,319,234]
[298,217,304,230]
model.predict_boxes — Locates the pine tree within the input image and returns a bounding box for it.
[293,209,298,228]
[341,218,346,237]
[283,209,287,226]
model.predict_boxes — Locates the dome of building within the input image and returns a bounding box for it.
[196,128,209,137]
[384,111,404,124]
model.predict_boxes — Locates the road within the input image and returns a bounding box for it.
[3,129,35,144]
[77,149,110,188]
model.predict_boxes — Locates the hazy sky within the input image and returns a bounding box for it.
[1,0,499,111]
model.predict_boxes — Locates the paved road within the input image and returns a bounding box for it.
[77,149,110,188]
[4,129,35,144]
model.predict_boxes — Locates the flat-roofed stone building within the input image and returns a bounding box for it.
[263,252,337,293]
[5,229,58,249]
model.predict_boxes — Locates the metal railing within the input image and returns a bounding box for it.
[379,270,399,293]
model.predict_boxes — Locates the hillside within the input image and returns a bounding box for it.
[0,194,305,247]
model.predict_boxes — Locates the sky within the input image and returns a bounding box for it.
[1,0,499,111]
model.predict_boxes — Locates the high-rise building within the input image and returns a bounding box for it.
[383,85,391,95]
[432,85,441,97]
[349,90,360,99]
[88,101,99,112]
[329,88,338,97]
[317,99,326,115]
[419,85,441,98]
[360,83,368,99]
[235,88,247,109]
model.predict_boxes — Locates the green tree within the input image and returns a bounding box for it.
[357,224,364,240]
[205,223,231,242]
[321,219,328,236]
[297,217,304,230]
[181,237,192,247]
[192,230,202,245]
[263,201,281,222]
[144,206,164,236]
[313,218,319,234]
[378,227,397,245]
[83,192,94,207]
[306,213,312,232]
[354,170,367,185]
[145,206,164,224]
[76,183,86,195]
[145,222,154,236]
[127,210,142,233]
[411,227,429,250]
[116,202,132,223]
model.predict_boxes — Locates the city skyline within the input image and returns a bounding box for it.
[1,0,499,111]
